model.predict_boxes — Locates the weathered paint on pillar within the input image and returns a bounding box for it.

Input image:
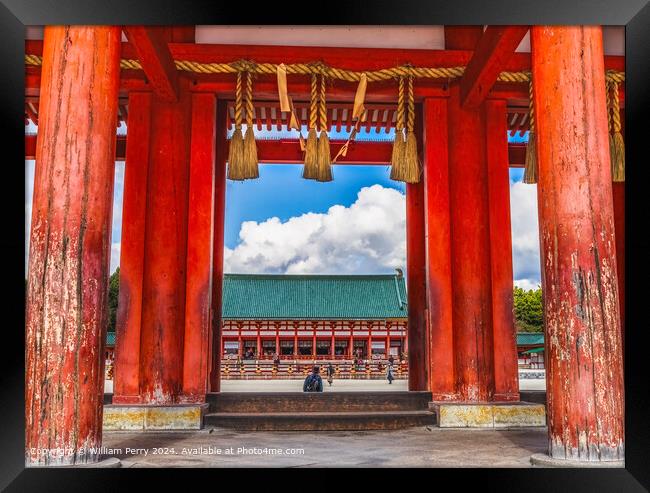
[422,97,456,401]
[613,109,625,354]
[25,26,121,465]
[406,176,428,391]
[448,83,495,402]
[531,26,624,461]
[139,79,193,404]
[113,92,152,405]
[209,100,228,392]
[181,93,216,402]
[485,99,520,402]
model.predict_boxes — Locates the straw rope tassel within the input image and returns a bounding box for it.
[303,74,319,180]
[402,76,420,184]
[317,74,333,182]
[227,71,245,180]
[609,81,625,182]
[523,78,537,184]
[390,77,406,182]
[243,71,259,179]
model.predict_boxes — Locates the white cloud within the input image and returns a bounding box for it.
[224,184,406,274]
[110,242,121,274]
[509,180,541,289]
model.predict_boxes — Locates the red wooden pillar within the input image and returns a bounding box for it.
[531,26,624,461]
[613,108,625,354]
[25,26,121,465]
[448,83,495,402]
[422,97,456,401]
[209,100,227,392]
[486,99,519,402]
[139,79,193,404]
[406,174,428,390]
[113,92,151,405]
[181,93,216,402]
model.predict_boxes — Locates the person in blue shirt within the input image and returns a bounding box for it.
[303,365,324,392]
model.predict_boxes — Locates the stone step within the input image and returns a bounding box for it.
[206,391,432,413]
[204,410,437,431]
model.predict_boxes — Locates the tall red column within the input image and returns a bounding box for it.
[407,176,428,391]
[486,99,519,402]
[113,92,152,404]
[25,26,120,465]
[422,97,456,400]
[139,80,193,404]
[448,84,495,402]
[181,93,216,402]
[209,100,228,392]
[613,108,625,354]
[531,26,624,461]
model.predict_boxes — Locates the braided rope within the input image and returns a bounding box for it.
[234,71,243,129]
[24,54,625,85]
[606,81,613,132]
[309,74,318,130]
[245,71,253,126]
[319,75,327,133]
[396,77,405,132]
[406,76,415,133]
[528,78,535,133]
[611,80,622,133]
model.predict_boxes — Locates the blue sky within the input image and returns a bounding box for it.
[25,130,540,289]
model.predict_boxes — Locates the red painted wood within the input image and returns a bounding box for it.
[406,125,428,391]
[612,181,625,356]
[25,133,528,167]
[25,26,121,466]
[124,27,179,103]
[448,83,495,401]
[460,26,529,108]
[422,97,456,401]
[113,92,152,405]
[532,26,624,461]
[209,100,228,393]
[444,26,483,50]
[485,99,519,402]
[181,93,216,402]
[139,81,193,404]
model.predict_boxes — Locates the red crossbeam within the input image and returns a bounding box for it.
[460,26,530,108]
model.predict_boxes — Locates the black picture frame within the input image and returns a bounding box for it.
[1,0,648,490]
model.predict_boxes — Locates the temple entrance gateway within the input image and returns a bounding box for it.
[24,25,624,466]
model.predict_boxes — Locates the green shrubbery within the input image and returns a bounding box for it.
[513,285,543,332]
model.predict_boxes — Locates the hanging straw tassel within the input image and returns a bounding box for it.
[302,74,319,180]
[242,71,259,179]
[523,77,538,184]
[317,74,333,182]
[390,77,406,182]
[227,71,246,181]
[401,76,420,184]
[609,80,625,182]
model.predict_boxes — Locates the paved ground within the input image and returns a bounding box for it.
[105,377,545,393]
[101,426,549,468]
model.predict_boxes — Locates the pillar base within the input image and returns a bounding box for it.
[430,401,546,428]
[530,453,624,468]
[103,403,209,431]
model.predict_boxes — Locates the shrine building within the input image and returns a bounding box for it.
[220,273,408,361]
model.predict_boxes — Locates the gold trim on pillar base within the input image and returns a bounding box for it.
[430,402,546,428]
[493,392,521,402]
[103,404,209,431]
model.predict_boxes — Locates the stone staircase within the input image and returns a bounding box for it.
[204,391,436,431]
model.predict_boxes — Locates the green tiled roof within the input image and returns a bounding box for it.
[222,274,407,320]
[517,332,544,346]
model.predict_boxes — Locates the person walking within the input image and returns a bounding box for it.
[303,365,324,392]
[326,362,335,386]
[386,363,395,385]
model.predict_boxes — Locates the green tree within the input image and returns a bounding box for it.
[513,285,543,332]
[107,267,120,333]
